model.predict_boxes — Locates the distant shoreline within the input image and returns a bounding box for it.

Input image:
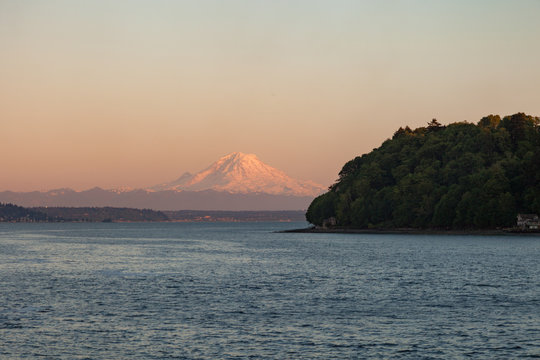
[281,226,540,236]
[0,203,307,223]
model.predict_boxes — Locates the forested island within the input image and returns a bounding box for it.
[0,203,50,222]
[0,204,169,222]
[0,203,305,223]
[306,113,540,230]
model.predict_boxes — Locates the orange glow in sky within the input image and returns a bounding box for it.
[1,1,540,191]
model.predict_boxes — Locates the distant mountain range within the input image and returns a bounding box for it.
[0,153,325,211]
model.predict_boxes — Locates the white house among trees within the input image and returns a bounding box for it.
[517,214,539,230]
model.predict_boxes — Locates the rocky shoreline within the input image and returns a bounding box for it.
[281,226,540,236]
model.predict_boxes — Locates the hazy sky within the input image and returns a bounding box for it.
[2,0,540,191]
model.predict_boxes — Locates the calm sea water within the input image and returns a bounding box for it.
[0,222,539,359]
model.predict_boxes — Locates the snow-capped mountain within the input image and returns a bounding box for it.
[151,152,325,197]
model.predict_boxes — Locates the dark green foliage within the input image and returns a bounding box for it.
[0,203,50,222]
[306,192,338,224]
[34,207,169,222]
[306,113,540,229]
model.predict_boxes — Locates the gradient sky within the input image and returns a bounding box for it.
[2,0,540,191]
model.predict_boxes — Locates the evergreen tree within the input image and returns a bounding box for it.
[306,113,540,229]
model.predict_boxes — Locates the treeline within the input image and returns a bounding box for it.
[0,203,50,222]
[0,204,167,222]
[306,113,540,229]
[164,210,306,222]
[0,204,306,223]
[34,207,169,222]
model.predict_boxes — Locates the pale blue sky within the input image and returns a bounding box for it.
[1,0,540,190]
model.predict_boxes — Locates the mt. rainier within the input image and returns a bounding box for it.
[151,152,325,197]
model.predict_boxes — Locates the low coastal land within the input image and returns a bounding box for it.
[282,226,540,236]
[0,203,306,223]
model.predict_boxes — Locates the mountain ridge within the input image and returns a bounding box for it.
[0,152,323,210]
[0,188,314,211]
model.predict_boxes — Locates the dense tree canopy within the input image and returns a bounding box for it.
[306,113,540,229]
[0,203,49,222]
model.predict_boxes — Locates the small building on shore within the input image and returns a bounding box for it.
[321,217,337,229]
[517,214,539,230]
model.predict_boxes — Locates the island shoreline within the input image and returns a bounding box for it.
[280,227,540,236]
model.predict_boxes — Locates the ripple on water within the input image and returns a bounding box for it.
[0,222,539,359]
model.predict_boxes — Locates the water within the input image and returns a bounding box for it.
[0,222,539,359]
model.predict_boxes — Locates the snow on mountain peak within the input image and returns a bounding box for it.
[151,152,325,196]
